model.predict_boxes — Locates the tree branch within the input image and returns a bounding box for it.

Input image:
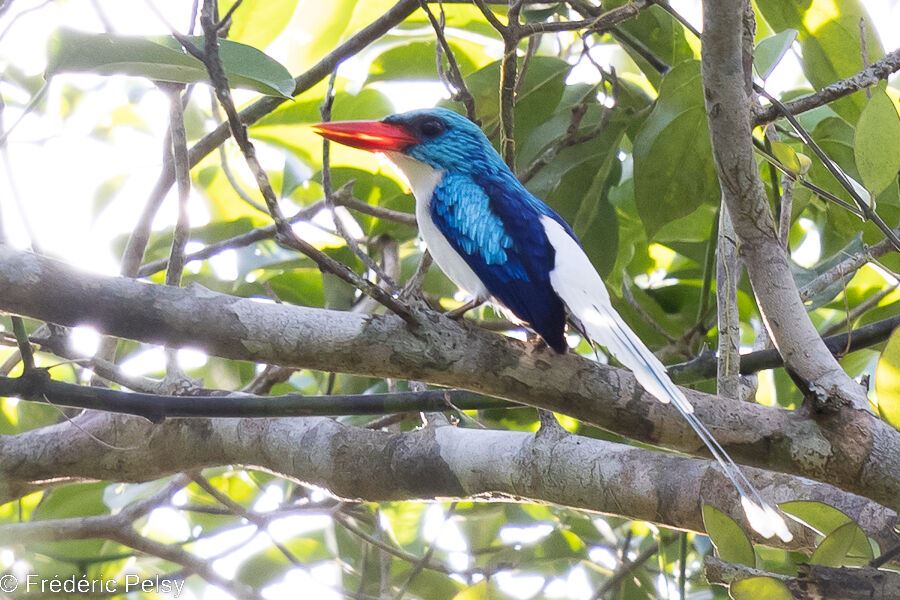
[752,47,900,126]
[669,314,900,383]
[705,555,900,600]
[701,1,868,410]
[0,373,508,421]
[1,246,899,513]
[0,411,896,553]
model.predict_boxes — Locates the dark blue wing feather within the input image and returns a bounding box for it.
[429,172,570,352]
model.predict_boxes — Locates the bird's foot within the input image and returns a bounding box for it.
[444,298,484,320]
[399,251,432,302]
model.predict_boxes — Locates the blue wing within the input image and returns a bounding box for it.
[430,172,570,352]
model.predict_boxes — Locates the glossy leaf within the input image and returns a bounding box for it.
[603,0,695,85]
[810,521,874,566]
[452,580,489,600]
[854,88,900,196]
[780,500,874,565]
[462,57,571,142]
[758,0,883,122]
[770,141,803,174]
[754,29,798,79]
[224,0,300,50]
[47,29,294,97]
[701,504,755,567]
[633,61,720,238]
[793,234,865,310]
[730,576,792,600]
[287,0,359,72]
[875,325,900,429]
[778,500,852,536]
[367,40,479,83]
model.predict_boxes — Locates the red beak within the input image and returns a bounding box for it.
[311,120,419,152]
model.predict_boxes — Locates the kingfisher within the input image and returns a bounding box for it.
[313,107,791,542]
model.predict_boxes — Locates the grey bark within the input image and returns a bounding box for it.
[1,246,899,513]
[701,1,869,410]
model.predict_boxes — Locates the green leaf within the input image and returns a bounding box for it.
[701,505,755,567]
[367,40,478,84]
[264,270,326,306]
[779,500,874,565]
[103,479,173,511]
[404,569,462,600]
[730,576,792,600]
[287,0,359,72]
[769,140,802,174]
[756,0,884,122]
[281,153,307,199]
[236,533,330,588]
[461,56,571,143]
[570,144,623,279]
[31,483,112,559]
[793,233,864,309]
[854,88,900,196]
[633,61,720,238]
[223,0,300,50]
[800,18,881,122]
[602,1,696,86]
[754,29,798,79]
[523,3,565,23]
[755,0,810,32]
[875,325,900,429]
[778,500,853,536]
[156,36,295,98]
[91,174,127,221]
[452,580,488,600]
[810,521,873,567]
[47,29,294,98]
[34,482,109,520]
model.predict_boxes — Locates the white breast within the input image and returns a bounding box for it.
[384,152,490,300]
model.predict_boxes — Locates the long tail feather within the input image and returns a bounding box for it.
[542,217,792,542]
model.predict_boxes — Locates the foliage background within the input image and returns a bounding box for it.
[0,0,899,599]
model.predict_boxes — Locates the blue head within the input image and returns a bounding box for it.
[312,108,508,177]
[384,108,506,174]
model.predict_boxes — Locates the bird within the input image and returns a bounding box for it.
[313,107,792,542]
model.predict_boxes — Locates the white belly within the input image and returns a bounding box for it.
[385,152,489,300]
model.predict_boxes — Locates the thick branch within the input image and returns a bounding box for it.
[753,47,900,126]
[0,412,895,553]
[705,556,900,600]
[1,246,899,512]
[701,2,868,409]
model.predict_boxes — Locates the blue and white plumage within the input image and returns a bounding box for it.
[313,108,792,542]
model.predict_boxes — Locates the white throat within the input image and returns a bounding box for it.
[382,151,490,300]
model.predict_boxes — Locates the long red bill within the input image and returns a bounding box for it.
[311,120,419,152]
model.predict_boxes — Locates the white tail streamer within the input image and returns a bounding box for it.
[542,217,792,543]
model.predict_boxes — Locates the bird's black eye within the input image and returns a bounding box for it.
[418,117,445,139]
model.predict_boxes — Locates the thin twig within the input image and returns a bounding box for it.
[0,374,511,421]
[137,201,325,277]
[190,473,304,569]
[669,313,900,383]
[418,0,478,121]
[161,83,192,288]
[821,283,897,338]
[209,88,267,213]
[394,503,459,599]
[320,69,397,288]
[753,47,900,126]
[188,0,417,324]
[590,542,659,600]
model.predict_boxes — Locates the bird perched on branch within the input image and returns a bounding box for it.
[313,107,792,542]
